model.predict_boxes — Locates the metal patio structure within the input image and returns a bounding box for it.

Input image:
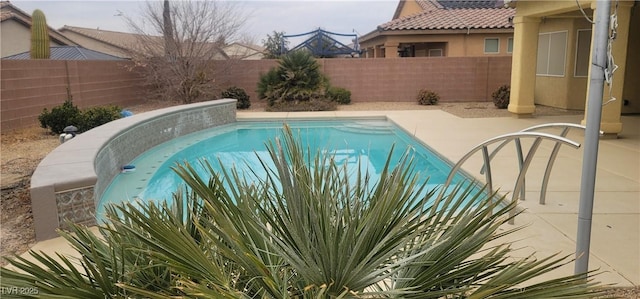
[281,28,360,57]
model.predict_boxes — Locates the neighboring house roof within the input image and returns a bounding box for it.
[0,1,77,45]
[222,42,265,60]
[2,45,127,60]
[59,25,230,60]
[381,0,514,31]
[58,25,142,54]
[234,42,264,53]
[437,0,504,9]
[381,8,513,31]
[392,0,436,19]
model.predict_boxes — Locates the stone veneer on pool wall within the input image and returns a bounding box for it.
[30,99,237,241]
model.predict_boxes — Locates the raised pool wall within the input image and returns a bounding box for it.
[30,99,237,241]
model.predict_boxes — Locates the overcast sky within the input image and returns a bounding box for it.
[11,1,398,45]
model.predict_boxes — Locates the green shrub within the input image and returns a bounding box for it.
[221,86,251,109]
[39,99,122,134]
[38,99,82,134]
[266,97,337,112]
[80,105,122,132]
[492,84,510,109]
[417,89,440,105]
[326,86,351,105]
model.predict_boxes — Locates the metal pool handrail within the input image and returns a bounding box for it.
[479,123,600,205]
[436,130,581,224]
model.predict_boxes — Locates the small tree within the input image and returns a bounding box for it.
[262,31,288,59]
[124,0,248,104]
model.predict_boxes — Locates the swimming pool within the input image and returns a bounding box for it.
[97,118,478,220]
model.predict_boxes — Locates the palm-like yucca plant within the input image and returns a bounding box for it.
[257,51,331,109]
[277,50,325,94]
[257,67,280,105]
[1,125,607,298]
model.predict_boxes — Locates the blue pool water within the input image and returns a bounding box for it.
[98,119,478,220]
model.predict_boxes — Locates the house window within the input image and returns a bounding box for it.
[484,38,499,54]
[507,37,513,53]
[574,29,592,77]
[428,49,443,57]
[536,31,567,76]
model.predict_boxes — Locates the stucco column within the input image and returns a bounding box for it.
[375,45,383,58]
[384,42,399,58]
[508,16,541,117]
[581,1,632,136]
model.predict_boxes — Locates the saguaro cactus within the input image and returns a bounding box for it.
[30,9,50,59]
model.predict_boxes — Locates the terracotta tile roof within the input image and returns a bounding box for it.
[437,0,503,9]
[381,6,514,31]
[1,1,15,22]
[416,0,440,11]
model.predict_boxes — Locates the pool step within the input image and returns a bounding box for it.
[337,122,394,135]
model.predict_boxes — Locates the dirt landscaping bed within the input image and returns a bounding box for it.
[1,100,174,264]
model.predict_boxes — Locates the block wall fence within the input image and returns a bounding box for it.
[1,57,512,131]
[1,60,147,131]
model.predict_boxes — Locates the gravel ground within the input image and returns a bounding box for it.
[1,101,636,297]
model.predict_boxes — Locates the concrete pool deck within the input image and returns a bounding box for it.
[22,108,639,287]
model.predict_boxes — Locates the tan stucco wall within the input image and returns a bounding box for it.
[58,30,129,58]
[462,33,514,56]
[223,44,264,60]
[1,20,64,57]
[511,0,634,134]
[534,17,592,110]
[1,20,31,57]
[361,32,513,58]
[396,0,425,18]
[514,0,592,17]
